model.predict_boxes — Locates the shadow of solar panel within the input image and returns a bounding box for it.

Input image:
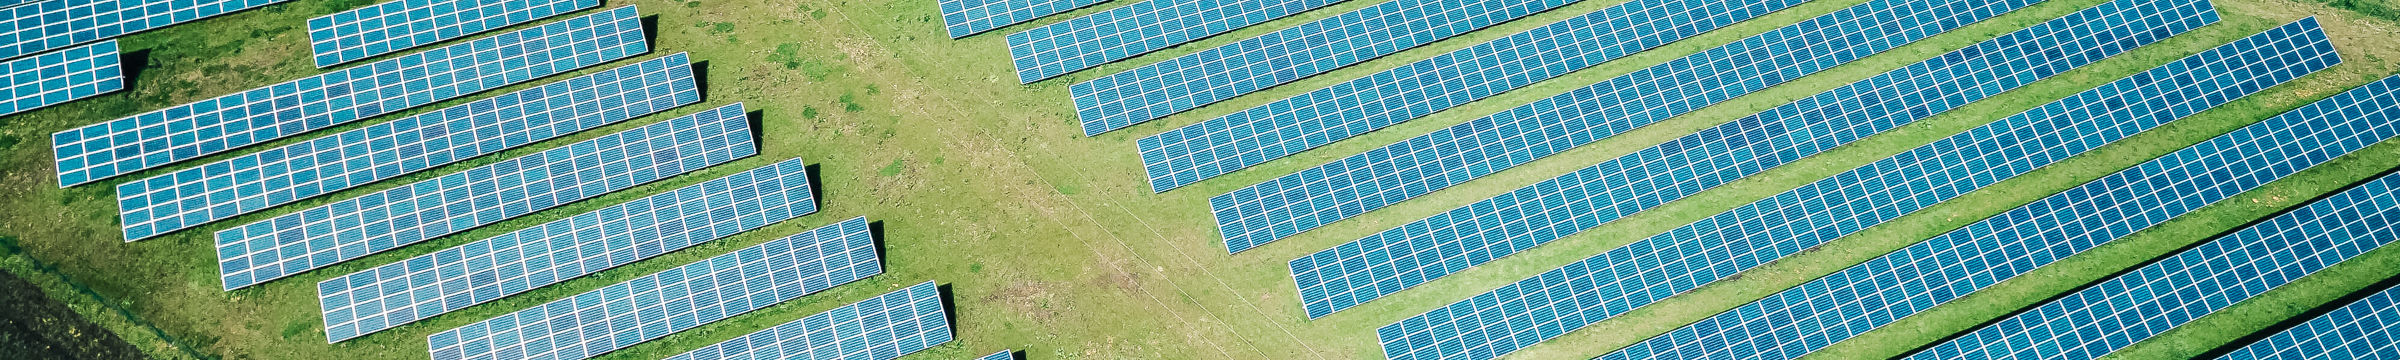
[214,102,755,291]
[308,0,603,67]
[51,6,649,187]
[117,53,702,242]
[1010,0,1346,83]
[1374,20,2339,360]
[1,40,122,117]
[2223,280,2400,359]
[1134,0,1815,186]
[1289,0,2217,318]
[940,0,1109,38]
[1607,71,2400,360]
[431,217,881,360]
[1916,143,2400,360]
[664,280,951,360]
[316,156,813,343]
[0,0,289,61]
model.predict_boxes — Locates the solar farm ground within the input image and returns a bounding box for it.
[2,0,2399,359]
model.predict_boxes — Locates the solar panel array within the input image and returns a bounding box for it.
[1606,65,2400,360]
[2223,283,2400,360]
[1291,0,2216,318]
[0,0,289,60]
[308,0,602,67]
[1373,22,2338,360]
[1069,0,1576,134]
[318,157,816,342]
[1,40,121,117]
[214,103,755,290]
[1913,158,2400,360]
[981,350,1016,360]
[1010,0,1345,83]
[51,6,648,187]
[939,0,1107,38]
[116,53,700,242]
[664,280,950,360]
[430,217,880,360]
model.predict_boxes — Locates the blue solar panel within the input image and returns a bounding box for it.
[1134,0,1814,186]
[307,0,602,67]
[1913,152,2400,360]
[981,350,1016,360]
[0,0,289,61]
[1373,20,2338,360]
[2223,283,2400,359]
[1010,0,1346,84]
[939,0,1107,38]
[664,280,950,360]
[1605,72,2400,360]
[1069,0,1576,134]
[214,103,755,290]
[430,217,880,360]
[1289,0,2217,318]
[116,53,701,242]
[50,6,648,187]
[317,157,816,342]
[1,39,121,116]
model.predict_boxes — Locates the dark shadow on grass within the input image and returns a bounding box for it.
[689,60,710,101]
[745,109,766,153]
[867,220,888,263]
[803,163,825,210]
[935,283,961,337]
[641,15,661,50]
[117,49,151,91]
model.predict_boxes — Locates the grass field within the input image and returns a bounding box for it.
[2,0,2400,359]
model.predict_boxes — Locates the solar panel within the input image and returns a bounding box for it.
[116,53,701,242]
[1912,151,2400,360]
[317,157,816,342]
[981,350,1016,360]
[1069,0,1576,134]
[939,0,1107,38]
[1605,72,2400,360]
[664,280,951,360]
[1373,20,2338,360]
[1,40,121,117]
[0,0,289,61]
[308,0,603,67]
[1010,0,1345,83]
[1134,0,1814,186]
[430,217,880,360]
[2222,283,2400,359]
[1288,0,2216,318]
[214,102,754,290]
[50,6,648,187]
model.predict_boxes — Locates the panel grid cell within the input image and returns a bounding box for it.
[429,217,882,360]
[1373,20,2338,360]
[1605,73,2400,360]
[939,0,1108,38]
[307,0,602,67]
[318,157,816,343]
[1,40,122,116]
[215,103,755,290]
[1291,0,2217,318]
[664,281,951,360]
[1912,158,2400,360]
[1010,0,1346,84]
[2223,284,2400,360]
[117,53,701,242]
[1134,0,1815,186]
[0,0,289,61]
[51,6,649,187]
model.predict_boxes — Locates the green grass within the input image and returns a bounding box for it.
[0,0,2398,359]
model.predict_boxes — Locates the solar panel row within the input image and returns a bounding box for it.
[1010,0,1346,83]
[308,0,602,67]
[1134,0,1814,188]
[0,40,121,117]
[939,0,1108,38]
[51,6,648,187]
[1605,66,2400,360]
[1291,0,2216,317]
[431,216,880,360]
[664,280,951,360]
[1912,152,2400,360]
[117,53,701,242]
[981,350,1016,360]
[319,156,816,342]
[1373,21,2338,360]
[0,0,289,61]
[2223,281,2400,359]
[1068,0,1577,134]
[215,102,755,290]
